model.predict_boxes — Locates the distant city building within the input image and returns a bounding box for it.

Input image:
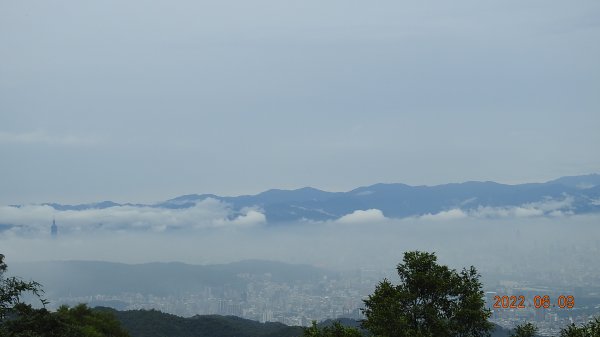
[51,218,58,238]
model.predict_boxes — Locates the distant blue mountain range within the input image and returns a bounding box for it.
[35,174,600,223]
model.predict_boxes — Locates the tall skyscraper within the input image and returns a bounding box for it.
[51,218,58,238]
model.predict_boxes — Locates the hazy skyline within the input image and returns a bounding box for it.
[1,0,599,204]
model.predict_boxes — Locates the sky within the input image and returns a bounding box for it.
[1,0,599,204]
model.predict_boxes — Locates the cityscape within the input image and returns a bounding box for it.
[38,260,600,336]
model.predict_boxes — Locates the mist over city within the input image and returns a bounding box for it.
[2,208,600,277]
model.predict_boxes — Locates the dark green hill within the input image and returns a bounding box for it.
[96,308,514,337]
[97,308,304,337]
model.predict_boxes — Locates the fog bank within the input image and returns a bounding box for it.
[2,214,599,288]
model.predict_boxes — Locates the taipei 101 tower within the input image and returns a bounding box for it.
[51,218,58,238]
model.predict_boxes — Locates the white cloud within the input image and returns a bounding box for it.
[468,195,574,218]
[336,209,386,224]
[0,131,101,146]
[419,209,468,221]
[0,198,266,236]
[460,197,478,206]
[470,205,543,218]
[523,195,574,212]
[413,195,576,221]
[0,195,583,237]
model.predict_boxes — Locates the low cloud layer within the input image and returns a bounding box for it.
[0,198,265,236]
[336,209,386,224]
[415,195,575,221]
[0,194,583,238]
[1,195,599,288]
[328,195,576,224]
[2,214,599,289]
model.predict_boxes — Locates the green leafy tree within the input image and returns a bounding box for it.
[560,317,600,337]
[510,322,537,337]
[362,251,493,337]
[0,254,129,337]
[56,304,130,337]
[303,321,362,337]
[0,254,47,321]
[1,303,76,337]
[3,303,130,337]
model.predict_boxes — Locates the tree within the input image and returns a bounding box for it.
[55,304,130,337]
[0,254,47,321]
[0,254,130,337]
[303,321,363,337]
[2,303,130,337]
[510,322,538,337]
[362,251,493,337]
[560,317,600,337]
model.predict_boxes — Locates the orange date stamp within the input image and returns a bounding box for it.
[492,295,575,309]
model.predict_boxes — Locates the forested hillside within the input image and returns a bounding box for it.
[98,308,515,337]
[100,308,304,337]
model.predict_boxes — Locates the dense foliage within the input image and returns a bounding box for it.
[0,254,129,337]
[302,321,362,337]
[559,317,600,337]
[1,303,130,337]
[508,317,600,337]
[106,308,304,337]
[0,254,46,321]
[99,309,520,337]
[362,251,493,337]
[510,323,538,337]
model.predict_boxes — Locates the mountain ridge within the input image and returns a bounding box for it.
[7,173,600,223]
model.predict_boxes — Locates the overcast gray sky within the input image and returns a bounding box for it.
[1,0,599,204]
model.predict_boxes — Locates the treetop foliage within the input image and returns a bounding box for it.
[559,317,600,337]
[302,321,362,337]
[510,322,538,337]
[362,251,493,337]
[0,254,47,321]
[1,254,130,337]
